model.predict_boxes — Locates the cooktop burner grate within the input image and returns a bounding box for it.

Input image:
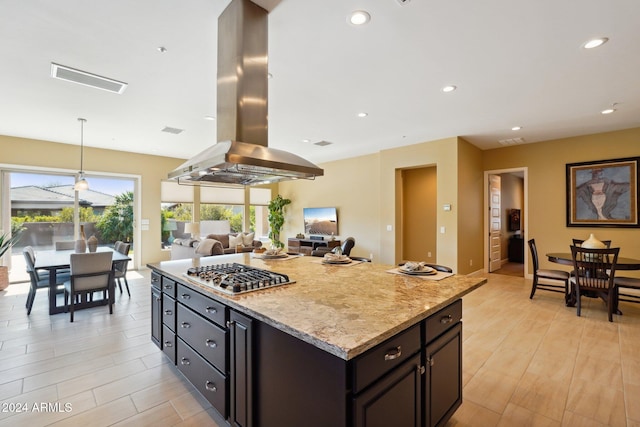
[183,263,294,295]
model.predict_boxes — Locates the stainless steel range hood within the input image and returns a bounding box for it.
[168,0,323,186]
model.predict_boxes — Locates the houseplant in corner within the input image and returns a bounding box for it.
[0,229,24,290]
[268,195,291,250]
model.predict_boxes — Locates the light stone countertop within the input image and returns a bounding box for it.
[148,253,487,360]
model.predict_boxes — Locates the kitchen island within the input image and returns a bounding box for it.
[148,253,487,427]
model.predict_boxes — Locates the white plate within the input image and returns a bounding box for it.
[399,266,436,275]
[322,259,352,264]
[261,253,288,259]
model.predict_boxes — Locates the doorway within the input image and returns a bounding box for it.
[484,168,528,277]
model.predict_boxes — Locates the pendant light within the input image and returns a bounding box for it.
[74,118,89,191]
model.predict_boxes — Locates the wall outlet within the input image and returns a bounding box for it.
[386,225,393,231]
[427,251,432,258]
[469,259,473,266]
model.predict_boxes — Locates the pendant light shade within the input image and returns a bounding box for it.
[74,118,89,191]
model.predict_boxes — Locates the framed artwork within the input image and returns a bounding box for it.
[566,157,639,227]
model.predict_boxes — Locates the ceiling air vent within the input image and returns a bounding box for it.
[50,63,128,94]
[314,140,333,147]
[162,126,185,135]
[497,137,525,146]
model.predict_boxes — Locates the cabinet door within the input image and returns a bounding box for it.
[230,310,253,427]
[353,353,421,427]
[424,322,462,427]
[151,287,162,348]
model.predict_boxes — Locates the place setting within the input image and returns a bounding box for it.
[387,261,454,281]
[251,248,298,261]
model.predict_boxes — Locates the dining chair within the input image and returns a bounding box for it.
[615,276,640,305]
[572,238,612,248]
[528,239,570,300]
[113,242,131,296]
[23,246,70,315]
[55,241,76,250]
[64,251,114,322]
[570,245,620,322]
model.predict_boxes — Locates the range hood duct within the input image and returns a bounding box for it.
[168,0,323,186]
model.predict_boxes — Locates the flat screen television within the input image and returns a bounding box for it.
[303,207,338,236]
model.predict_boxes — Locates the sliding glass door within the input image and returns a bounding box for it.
[2,170,135,283]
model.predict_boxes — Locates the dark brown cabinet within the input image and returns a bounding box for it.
[150,272,162,348]
[508,236,524,263]
[287,237,340,255]
[353,354,422,427]
[229,310,253,427]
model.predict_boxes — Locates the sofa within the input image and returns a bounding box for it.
[171,232,263,260]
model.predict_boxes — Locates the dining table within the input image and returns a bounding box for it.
[546,251,640,313]
[33,247,131,315]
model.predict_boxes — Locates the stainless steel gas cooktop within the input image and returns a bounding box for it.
[183,262,294,295]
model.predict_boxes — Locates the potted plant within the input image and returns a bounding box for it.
[267,195,291,250]
[0,229,24,291]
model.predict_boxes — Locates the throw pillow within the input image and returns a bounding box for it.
[241,232,255,246]
[195,239,223,255]
[229,234,243,248]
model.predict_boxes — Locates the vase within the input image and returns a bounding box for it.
[75,224,87,253]
[0,266,9,291]
[582,233,606,249]
[87,235,98,252]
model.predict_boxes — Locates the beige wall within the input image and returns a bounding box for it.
[4,126,637,276]
[280,136,485,272]
[279,153,381,260]
[484,127,640,278]
[0,135,184,266]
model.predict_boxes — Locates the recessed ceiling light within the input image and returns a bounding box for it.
[441,85,457,93]
[601,107,616,115]
[349,10,371,25]
[357,112,368,118]
[157,46,167,53]
[204,115,216,121]
[302,139,310,143]
[511,126,522,131]
[583,38,608,49]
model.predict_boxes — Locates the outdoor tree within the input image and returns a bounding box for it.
[96,191,134,243]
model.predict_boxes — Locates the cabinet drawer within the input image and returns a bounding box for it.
[424,300,462,343]
[162,276,177,298]
[353,324,420,393]
[177,284,227,327]
[151,271,161,290]
[177,338,227,418]
[177,304,227,372]
[162,295,176,332]
[162,325,176,364]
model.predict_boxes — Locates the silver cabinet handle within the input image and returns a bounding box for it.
[164,341,173,348]
[205,306,217,314]
[180,357,190,365]
[164,310,172,315]
[180,294,191,299]
[205,339,217,348]
[205,381,217,392]
[384,346,402,361]
[164,284,172,289]
[180,322,191,328]
[440,314,453,324]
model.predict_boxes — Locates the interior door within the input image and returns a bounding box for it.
[489,174,502,272]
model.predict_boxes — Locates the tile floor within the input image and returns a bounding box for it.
[0,269,638,426]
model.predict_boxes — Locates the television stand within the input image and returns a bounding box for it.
[288,238,341,255]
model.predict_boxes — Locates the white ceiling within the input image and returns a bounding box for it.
[1,0,639,166]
